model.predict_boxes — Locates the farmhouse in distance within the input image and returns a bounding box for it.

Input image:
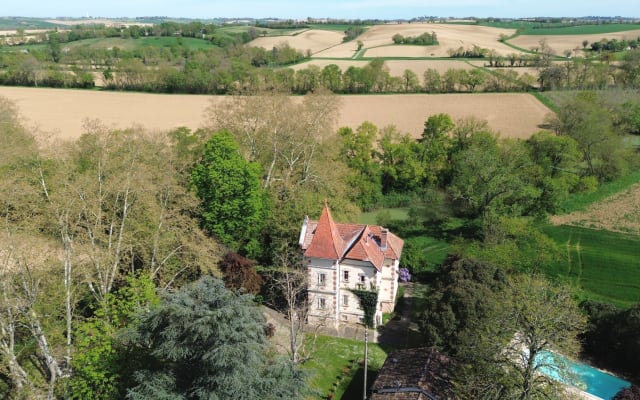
[299,203,404,328]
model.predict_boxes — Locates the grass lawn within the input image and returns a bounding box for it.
[358,207,409,225]
[303,335,389,399]
[540,224,640,308]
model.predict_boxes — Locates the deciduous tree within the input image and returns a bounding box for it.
[191,131,266,256]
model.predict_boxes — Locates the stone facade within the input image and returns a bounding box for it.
[299,204,403,328]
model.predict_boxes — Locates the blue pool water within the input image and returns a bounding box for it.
[535,351,632,399]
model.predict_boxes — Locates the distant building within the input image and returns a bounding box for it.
[299,204,403,328]
[370,347,455,400]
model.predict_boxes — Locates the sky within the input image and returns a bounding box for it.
[2,0,638,20]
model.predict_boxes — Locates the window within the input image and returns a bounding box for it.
[359,274,366,284]
[318,273,326,286]
[342,294,349,307]
[343,270,349,282]
[318,297,326,309]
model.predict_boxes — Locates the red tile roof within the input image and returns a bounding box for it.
[303,205,345,260]
[301,205,404,270]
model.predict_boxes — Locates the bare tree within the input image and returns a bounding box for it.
[267,243,326,365]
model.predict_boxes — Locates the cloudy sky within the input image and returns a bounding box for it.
[3,0,637,19]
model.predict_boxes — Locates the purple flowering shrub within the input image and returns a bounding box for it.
[399,268,411,282]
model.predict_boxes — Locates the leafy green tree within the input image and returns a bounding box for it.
[448,132,540,220]
[423,68,441,93]
[338,122,383,209]
[401,69,420,92]
[378,126,425,194]
[69,274,159,400]
[320,64,342,92]
[553,92,631,180]
[419,256,508,351]
[124,276,305,400]
[191,131,267,256]
[525,131,584,213]
[457,274,586,400]
[420,113,454,186]
[422,259,586,400]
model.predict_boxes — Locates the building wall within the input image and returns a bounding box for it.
[306,257,337,326]
[379,258,400,313]
[306,256,400,328]
[337,260,377,324]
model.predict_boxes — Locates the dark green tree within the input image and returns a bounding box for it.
[191,131,267,256]
[124,276,305,400]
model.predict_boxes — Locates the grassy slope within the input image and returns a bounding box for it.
[539,170,640,308]
[559,169,640,213]
[540,224,640,308]
[303,335,388,399]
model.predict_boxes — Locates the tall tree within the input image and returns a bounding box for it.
[463,275,586,400]
[338,121,382,209]
[448,132,540,221]
[123,276,305,400]
[191,131,266,256]
[420,113,454,186]
[553,92,631,180]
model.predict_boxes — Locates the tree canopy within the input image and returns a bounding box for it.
[191,131,267,256]
[124,276,305,400]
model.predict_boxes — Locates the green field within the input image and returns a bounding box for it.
[0,17,61,30]
[540,224,640,308]
[303,335,388,399]
[475,20,640,35]
[52,36,215,51]
[520,23,640,35]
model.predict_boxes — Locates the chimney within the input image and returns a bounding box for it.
[298,215,309,246]
[381,228,388,250]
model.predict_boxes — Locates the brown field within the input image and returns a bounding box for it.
[0,87,551,143]
[291,59,473,77]
[314,23,520,58]
[248,29,344,55]
[550,184,640,235]
[509,30,640,56]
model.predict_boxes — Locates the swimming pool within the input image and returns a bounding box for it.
[536,351,632,399]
